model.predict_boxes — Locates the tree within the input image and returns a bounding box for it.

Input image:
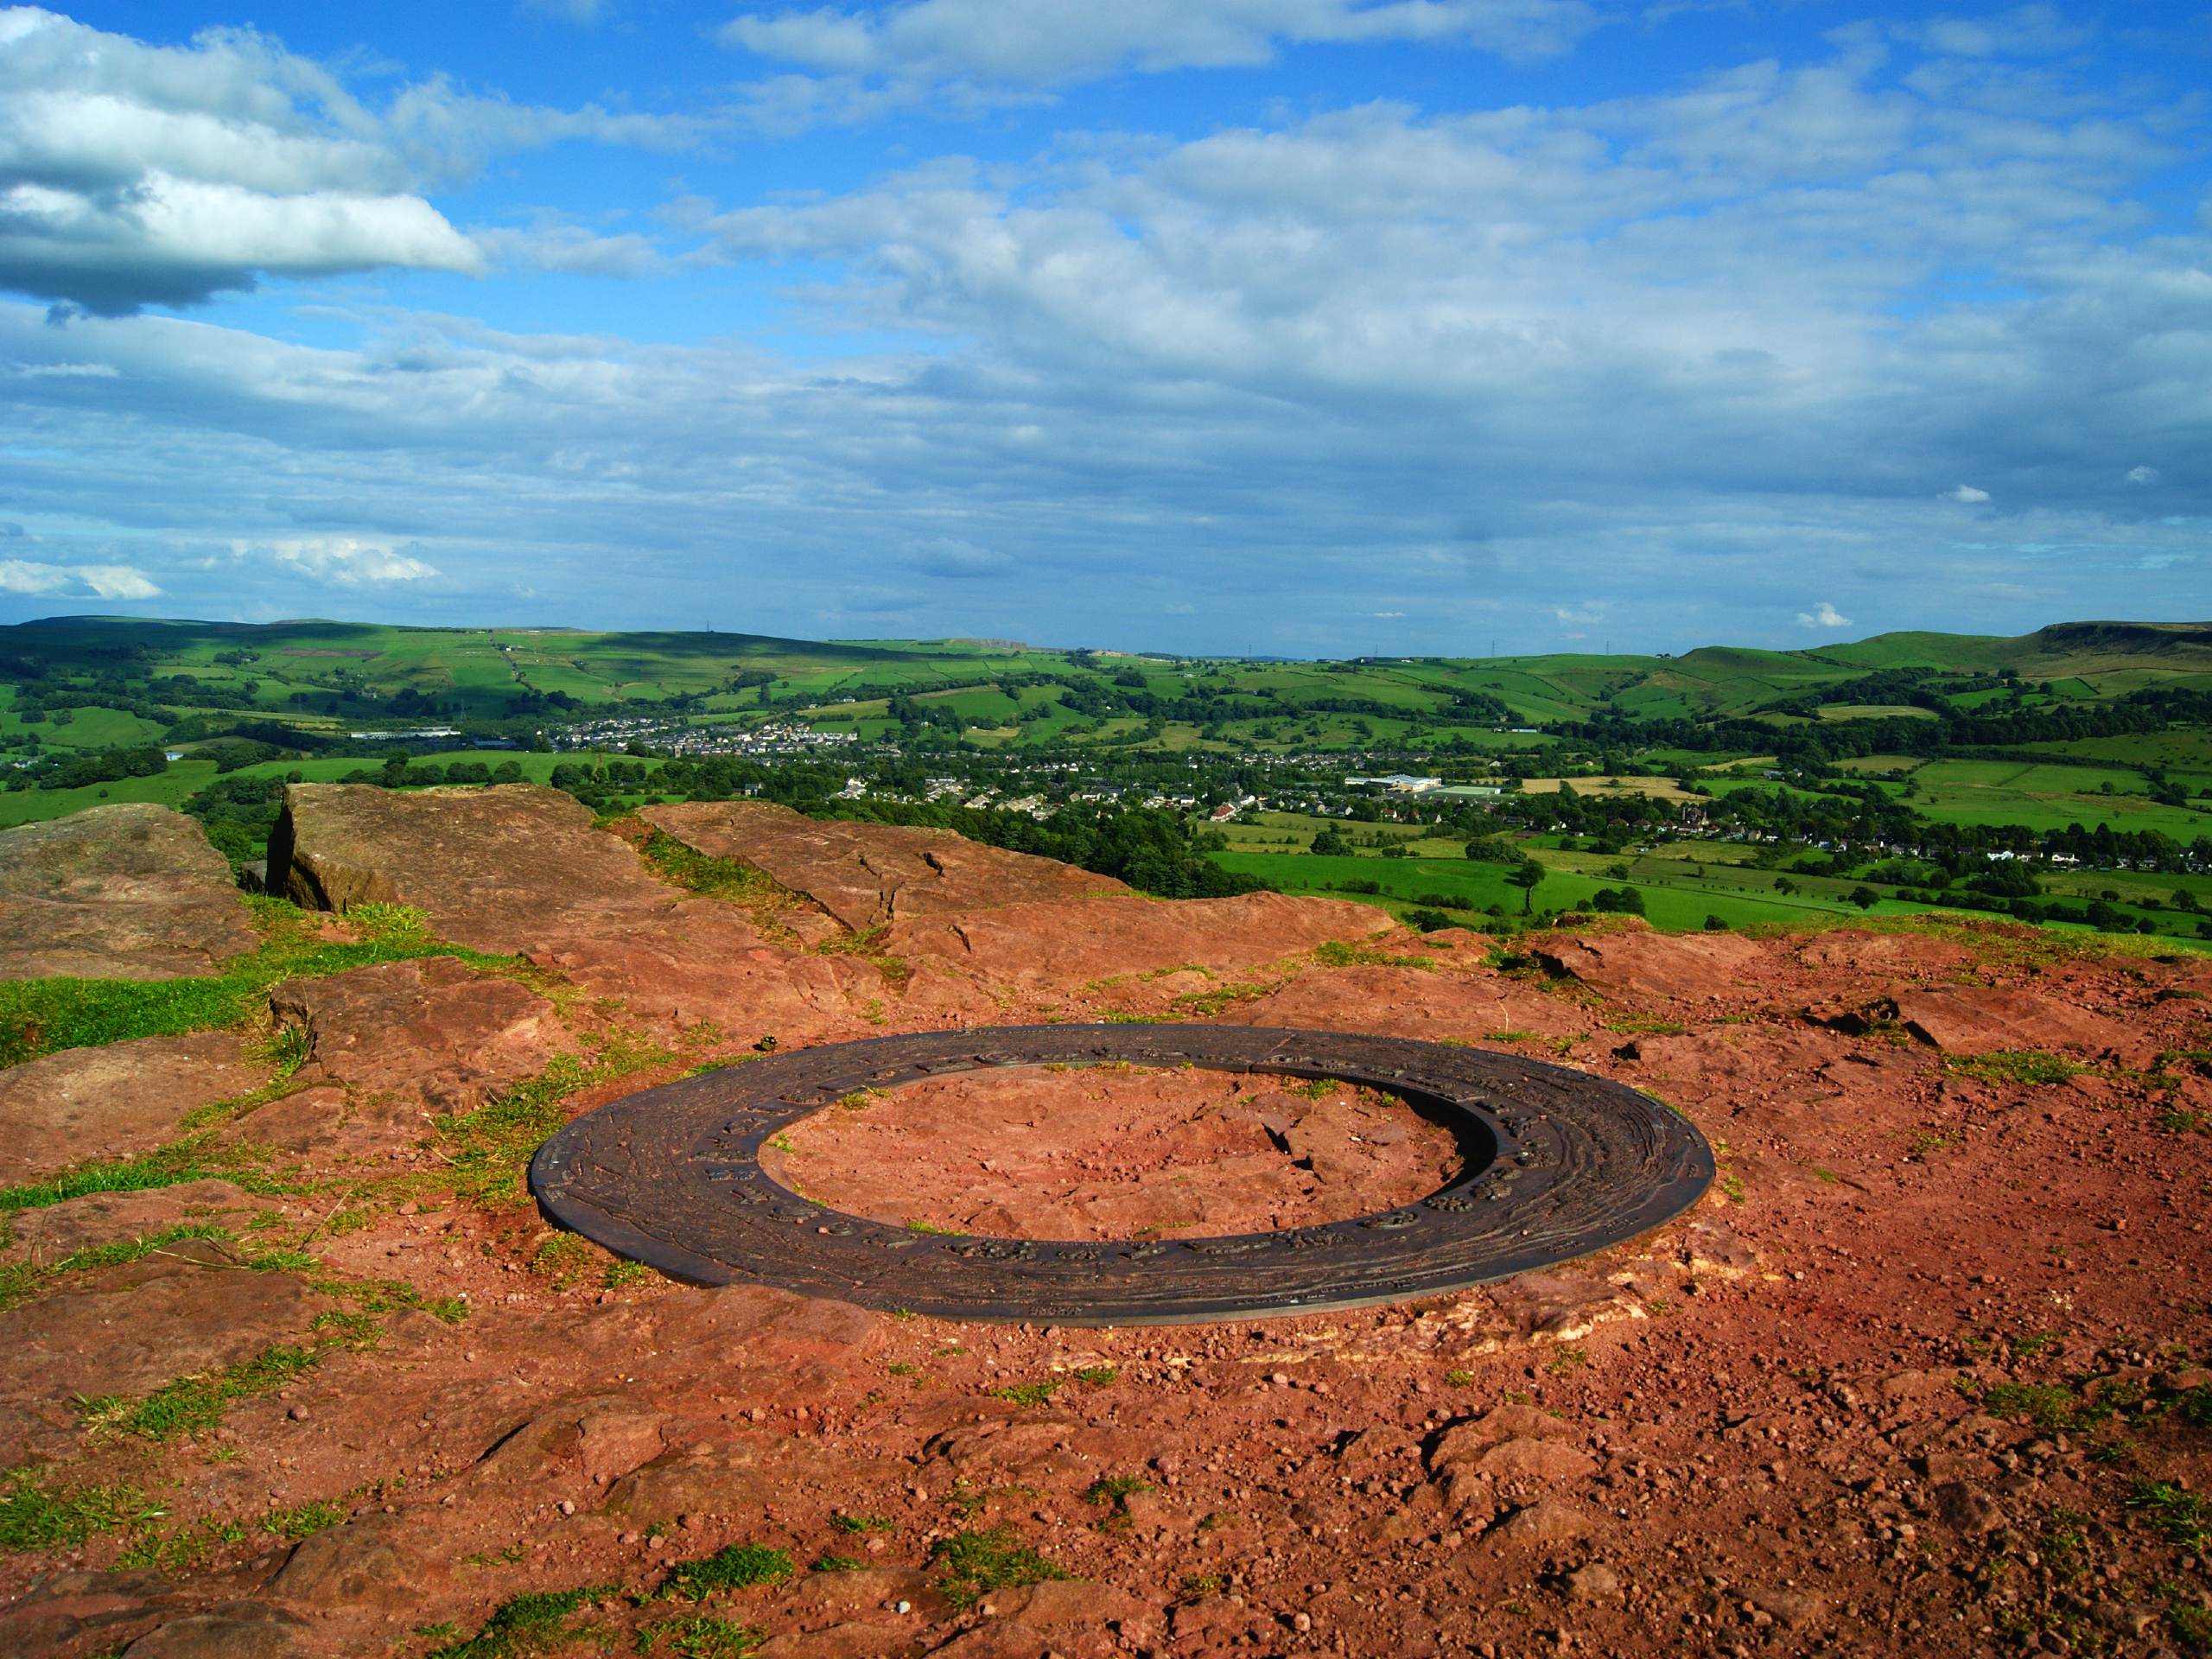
[1507,857,1546,915]
[1309,824,1351,857]
[1848,885,1879,911]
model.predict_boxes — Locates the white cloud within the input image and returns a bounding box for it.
[0,556,160,598]
[2126,465,2158,485]
[1948,485,1992,504]
[1555,606,1603,625]
[241,537,442,586]
[720,0,1599,122]
[0,8,697,313]
[1795,601,1850,629]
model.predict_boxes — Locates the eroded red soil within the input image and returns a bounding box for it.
[769,1067,1462,1240]
[0,789,2207,1659]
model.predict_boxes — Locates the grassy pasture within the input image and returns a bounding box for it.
[1210,849,1932,932]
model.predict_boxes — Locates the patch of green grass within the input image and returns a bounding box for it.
[638,1614,762,1657]
[2131,1480,2211,1550]
[1312,939,1437,972]
[1084,1474,1152,1522]
[0,1139,292,1216]
[664,1543,794,1601]
[988,1381,1061,1408]
[606,1260,653,1290]
[1943,1049,2088,1088]
[829,1513,893,1535]
[435,1031,674,1208]
[1074,1364,1118,1388]
[80,1341,320,1442]
[929,1526,1069,1611]
[903,1219,961,1236]
[0,1469,159,1552]
[0,899,521,1071]
[809,1553,865,1573]
[425,1583,621,1659]
[263,1497,349,1539]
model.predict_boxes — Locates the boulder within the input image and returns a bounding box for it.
[269,957,558,1109]
[1532,924,1764,1001]
[266,784,684,954]
[880,891,1382,989]
[640,800,1124,931]
[0,804,256,980]
[0,1032,273,1184]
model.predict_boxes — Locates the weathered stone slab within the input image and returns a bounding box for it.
[1533,923,1764,1001]
[5,1179,277,1261]
[0,804,256,980]
[1891,986,2130,1056]
[267,783,683,954]
[270,957,558,1109]
[0,1031,272,1183]
[879,891,1383,988]
[639,799,1124,932]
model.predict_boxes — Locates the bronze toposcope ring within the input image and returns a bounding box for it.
[530,1023,1714,1326]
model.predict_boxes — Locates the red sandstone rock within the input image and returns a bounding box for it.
[3,1179,276,1260]
[639,799,1124,931]
[0,1031,272,1183]
[0,804,257,980]
[1216,962,1586,1042]
[268,783,685,953]
[775,1066,1457,1239]
[1890,985,2131,1055]
[270,956,559,1109]
[1531,922,1764,1000]
[0,803,2208,1659]
[880,890,1382,988]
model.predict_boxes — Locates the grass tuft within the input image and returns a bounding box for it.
[424,1583,620,1659]
[664,1542,795,1601]
[929,1526,1069,1611]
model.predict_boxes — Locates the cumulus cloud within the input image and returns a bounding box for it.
[241,537,442,586]
[2126,466,2158,485]
[2,23,2208,652]
[1948,486,1992,504]
[720,0,1599,123]
[0,8,699,313]
[0,556,160,598]
[1796,601,1850,629]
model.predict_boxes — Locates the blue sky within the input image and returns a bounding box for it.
[0,1,2207,655]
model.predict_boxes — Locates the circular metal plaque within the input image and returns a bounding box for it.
[529,1024,1713,1326]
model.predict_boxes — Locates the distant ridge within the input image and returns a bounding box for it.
[2030,620,2212,654]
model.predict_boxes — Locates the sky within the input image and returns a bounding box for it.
[0,1,2208,657]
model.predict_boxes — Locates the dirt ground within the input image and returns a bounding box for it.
[3,792,2209,1659]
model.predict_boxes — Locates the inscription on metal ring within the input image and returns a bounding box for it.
[529,1024,1713,1326]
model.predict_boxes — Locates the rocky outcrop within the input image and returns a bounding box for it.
[880,889,1383,988]
[0,1032,272,1182]
[0,804,257,980]
[1891,985,2131,1056]
[640,799,1125,931]
[270,957,558,1110]
[1532,920,1763,1001]
[267,783,688,954]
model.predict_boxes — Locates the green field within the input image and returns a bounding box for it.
[1211,849,1936,932]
